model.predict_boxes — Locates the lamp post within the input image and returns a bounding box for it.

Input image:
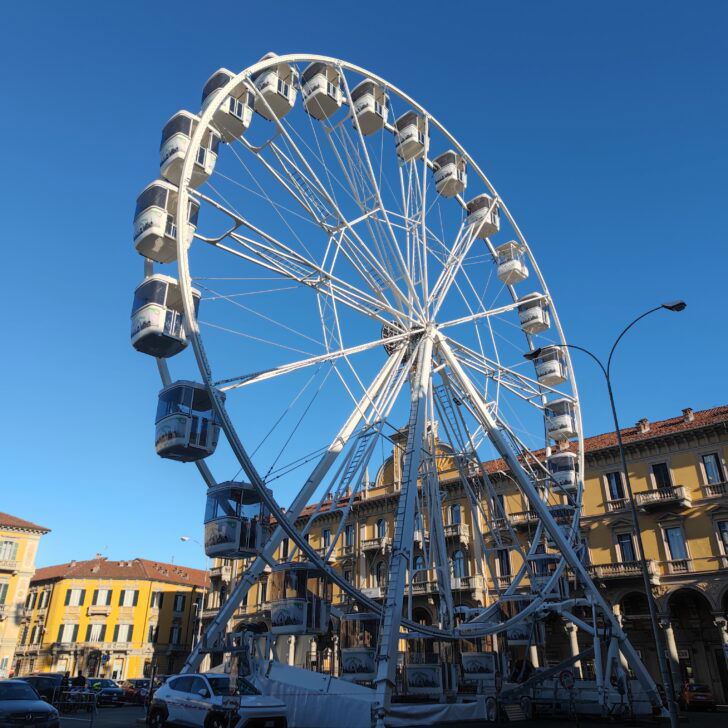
[180,536,210,650]
[524,300,685,728]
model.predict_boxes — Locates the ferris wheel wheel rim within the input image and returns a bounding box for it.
[164,53,584,635]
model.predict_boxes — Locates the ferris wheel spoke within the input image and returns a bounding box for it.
[438,298,530,331]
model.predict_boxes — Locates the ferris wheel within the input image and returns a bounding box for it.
[131,53,661,720]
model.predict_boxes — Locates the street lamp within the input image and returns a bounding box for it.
[524,300,686,728]
[180,536,209,650]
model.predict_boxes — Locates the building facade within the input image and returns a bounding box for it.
[0,513,49,678]
[203,404,728,701]
[14,557,209,680]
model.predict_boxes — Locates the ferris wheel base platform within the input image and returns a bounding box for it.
[251,662,488,727]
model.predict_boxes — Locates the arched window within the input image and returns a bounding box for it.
[413,555,426,583]
[450,504,461,525]
[451,550,465,578]
[376,519,387,539]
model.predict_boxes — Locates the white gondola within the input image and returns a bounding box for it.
[269,562,332,635]
[394,111,427,161]
[200,68,254,143]
[160,110,220,188]
[133,180,199,263]
[531,345,568,386]
[432,150,466,197]
[203,482,271,559]
[155,381,224,462]
[517,293,550,334]
[465,193,500,238]
[340,613,378,682]
[350,80,388,135]
[301,62,343,120]
[547,451,578,492]
[545,398,577,441]
[494,240,529,285]
[250,53,298,121]
[130,274,200,358]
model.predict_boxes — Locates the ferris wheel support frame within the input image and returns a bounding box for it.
[159,52,664,717]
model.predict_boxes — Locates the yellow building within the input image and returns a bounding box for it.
[14,556,209,680]
[204,404,728,700]
[0,513,49,678]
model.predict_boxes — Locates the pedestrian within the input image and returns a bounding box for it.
[72,670,86,688]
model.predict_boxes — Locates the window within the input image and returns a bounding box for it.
[374,561,386,587]
[64,588,86,607]
[344,570,352,583]
[57,624,78,643]
[189,676,207,695]
[497,549,511,577]
[25,591,37,609]
[150,591,164,609]
[344,525,354,547]
[413,556,426,583]
[496,494,506,516]
[0,541,18,561]
[169,626,182,645]
[38,591,49,609]
[717,521,728,553]
[148,624,158,643]
[376,519,387,539]
[606,471,625,500]
[0,583,7,605]
[702,454,725,485]
[322,529,331,548]
[280,539,289,560]
[451,550,465,578]
[113,624,133,643]
[173,594,186,612]
[92,589,111,606]
[664,526,688,561]
[259,583,267,604]
[118,589,139,607]
[652,462,672,489]
[616,533,636,562]
[169,676,193,692]
[450,504,461,525]
[31,625,41,644]
[85,623,106,642]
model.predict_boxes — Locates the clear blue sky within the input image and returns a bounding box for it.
[2,1,725,570]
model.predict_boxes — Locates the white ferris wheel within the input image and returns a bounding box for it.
[131,53,662,723]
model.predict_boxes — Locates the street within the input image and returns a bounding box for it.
[60,705,145,727]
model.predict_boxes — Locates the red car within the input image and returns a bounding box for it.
[679,683,716,711]
[121,678,150,704]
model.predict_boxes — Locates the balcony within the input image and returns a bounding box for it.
[588,560,660,585]
[339,544,355,558]
[361,586,384,599]
[411,580,436,595]
[451,575,484,591]
[661,559,693,575]
[0,560,20,573]
[606,498,628,513]
[509,511,539,528]
[701,482,727,498]
[635,486,691,510]
[210,565,232,580]
[361,537,391,552]
[444,523,470,543]
[495,575,512,590]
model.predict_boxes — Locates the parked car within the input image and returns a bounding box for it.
[86,678,124,706]
[679,682,716,711]
[148,672,287,728]
[0,679,60,727]
[122,678,151,704]
[17,674,64,703]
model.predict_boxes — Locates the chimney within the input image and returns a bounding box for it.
[682,407,694,423]
[636,418,650,434]
[69,560,76,567]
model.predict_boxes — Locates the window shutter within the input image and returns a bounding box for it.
[72,624,79,642]
[158,592,164,608]
[100,624,106,642]
[119,590,125,606]
[85,624,92,641]
[106,590,112,606]
[113,624,119,642]
[133,590,139,606]
[57,624,64,642]
[92,589,98,606]
[79,589,86,605]
[64,589,71,606]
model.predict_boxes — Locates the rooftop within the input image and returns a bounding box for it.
[32,556,209,589]
[0,512,50,533]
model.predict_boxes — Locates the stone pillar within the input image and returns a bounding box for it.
[713,616,728,672]
[565,622,582,678]
[529,644,540,668]
[612,605,630,672]
[287,636,296,666]
[333,635,340,676]
[658,616,681,696]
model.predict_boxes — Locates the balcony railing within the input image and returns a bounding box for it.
[588,560,659,583]
[411,580,436,594]
[444,523,470,541]
[361,537,391,552]
[701,482,727,498]
[210,565,232,580]
[495,575,512,590]
[606,499,628,513]
[509,510,539,527]
[634,485,691,510]
[451,575,484,591]
[662,559,693,575]
[361,586,384,599]
[0,560,20,572]
[87,605,112,616]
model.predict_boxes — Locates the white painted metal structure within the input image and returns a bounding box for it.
[132,53,664,725]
